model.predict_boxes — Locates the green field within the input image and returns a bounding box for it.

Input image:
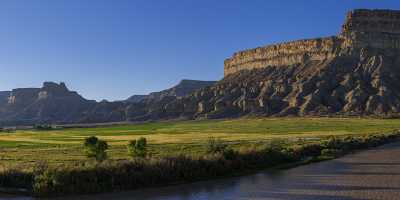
[1,117,400,168]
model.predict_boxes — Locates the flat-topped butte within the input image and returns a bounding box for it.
[224,9,400,76]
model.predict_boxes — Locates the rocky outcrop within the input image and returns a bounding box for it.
[224,9,400,76]
[0,82,96,125]
[125,95,147,103]
[125,79,216,102]
[131,9,400,120]
[0,79,216,125]
[224,37,343,76]
[0,91,11,106]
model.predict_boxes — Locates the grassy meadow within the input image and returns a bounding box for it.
[1,117,400,168]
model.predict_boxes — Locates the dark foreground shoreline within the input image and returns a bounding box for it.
[4,137,400,200]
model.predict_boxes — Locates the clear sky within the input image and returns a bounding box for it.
[0,0,399,101]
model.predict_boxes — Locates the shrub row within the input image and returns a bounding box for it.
[0,131,400,197]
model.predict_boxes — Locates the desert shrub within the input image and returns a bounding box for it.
[291,143,324,158]
[205,137,238,160]
[262,146,294,163]
[206,137,228,154]
[127,137,148,158]
[222,148,238,160]
[320,148,343,158]
[322,136,342,149]
[267,138,287,150]
[83,136,108,161]
[322,134,393,152]
[3,128,15,133]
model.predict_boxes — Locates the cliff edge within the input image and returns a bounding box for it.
[224,9,400,76]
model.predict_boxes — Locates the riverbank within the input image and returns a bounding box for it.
[1,130,400,197]
[54,141,400,200]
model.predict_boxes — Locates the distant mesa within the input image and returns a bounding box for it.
[0,82,95,126]
[0,79,216,125]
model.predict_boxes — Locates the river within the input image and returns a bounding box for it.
[3,142,400,200]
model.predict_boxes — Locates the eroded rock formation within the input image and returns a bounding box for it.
[0,80,217,125]
[135,9,400,119]
[0,82,97,125]
[224,9,400,76]
[126,80,216,103]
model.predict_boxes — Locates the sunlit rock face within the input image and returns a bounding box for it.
[224,9,400,76]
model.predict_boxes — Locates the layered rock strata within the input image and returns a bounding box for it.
[224,9,400,76]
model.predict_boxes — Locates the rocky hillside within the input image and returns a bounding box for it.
[126,79,216,103]
[0,80,216,125]
[0,91,10,106]
[0,82,97,125]
[122,9,400,120]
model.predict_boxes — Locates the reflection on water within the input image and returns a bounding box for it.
[3,143,400,200]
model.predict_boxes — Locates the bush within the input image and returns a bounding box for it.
[127,137,147,158]
[222,148,238,160]
[206,137,228,154]
[83,136,108,161]
[320,148,343,158]
[322,136,342,149]
[268,138,287,151]
[3,128,15,133]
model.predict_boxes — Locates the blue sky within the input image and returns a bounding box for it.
[0,0,399,101]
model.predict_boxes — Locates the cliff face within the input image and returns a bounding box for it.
[224,9,400,76]
[224,37,343,76]
[129,9,400,120]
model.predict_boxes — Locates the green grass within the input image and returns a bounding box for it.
[1,117,400,168]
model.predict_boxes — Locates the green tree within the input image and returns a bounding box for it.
[83,136,108,161]
[127,137,147,158]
